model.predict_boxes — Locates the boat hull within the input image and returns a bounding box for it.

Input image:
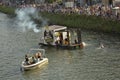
[21,58,48,71]
[39,43,84,50]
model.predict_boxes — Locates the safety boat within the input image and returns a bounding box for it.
[39,25,84,49]
[21,49,48,71]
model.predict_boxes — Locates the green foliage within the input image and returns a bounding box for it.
[41,12,120,34]
[0,5,15,15]
[45,0,55,3]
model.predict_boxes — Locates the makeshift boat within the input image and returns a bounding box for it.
[39,25,84,49]
[21,49,48,71]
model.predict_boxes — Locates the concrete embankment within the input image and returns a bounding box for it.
[0,5,120,34]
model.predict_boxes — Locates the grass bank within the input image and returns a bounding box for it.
[0,5,120,34]
[41,12,120,34]
[0,5,15,15]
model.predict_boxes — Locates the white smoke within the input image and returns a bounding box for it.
[15,7,47,33]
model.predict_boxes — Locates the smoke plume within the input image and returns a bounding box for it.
[15,7,47,33]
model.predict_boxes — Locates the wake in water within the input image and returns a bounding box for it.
[14,7,47,33]
[82,42,92,47]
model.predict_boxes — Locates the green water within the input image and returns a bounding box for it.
[0,13,120,80]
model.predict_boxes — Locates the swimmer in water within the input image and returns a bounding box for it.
[100,42,104,48]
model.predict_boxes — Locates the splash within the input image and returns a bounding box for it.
[82,42,86,47]
[15,7,47,33]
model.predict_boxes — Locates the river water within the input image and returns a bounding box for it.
[0,13,120,80]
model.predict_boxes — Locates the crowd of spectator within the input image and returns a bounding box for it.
[1,1,120,21]
[37,3,120,21]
